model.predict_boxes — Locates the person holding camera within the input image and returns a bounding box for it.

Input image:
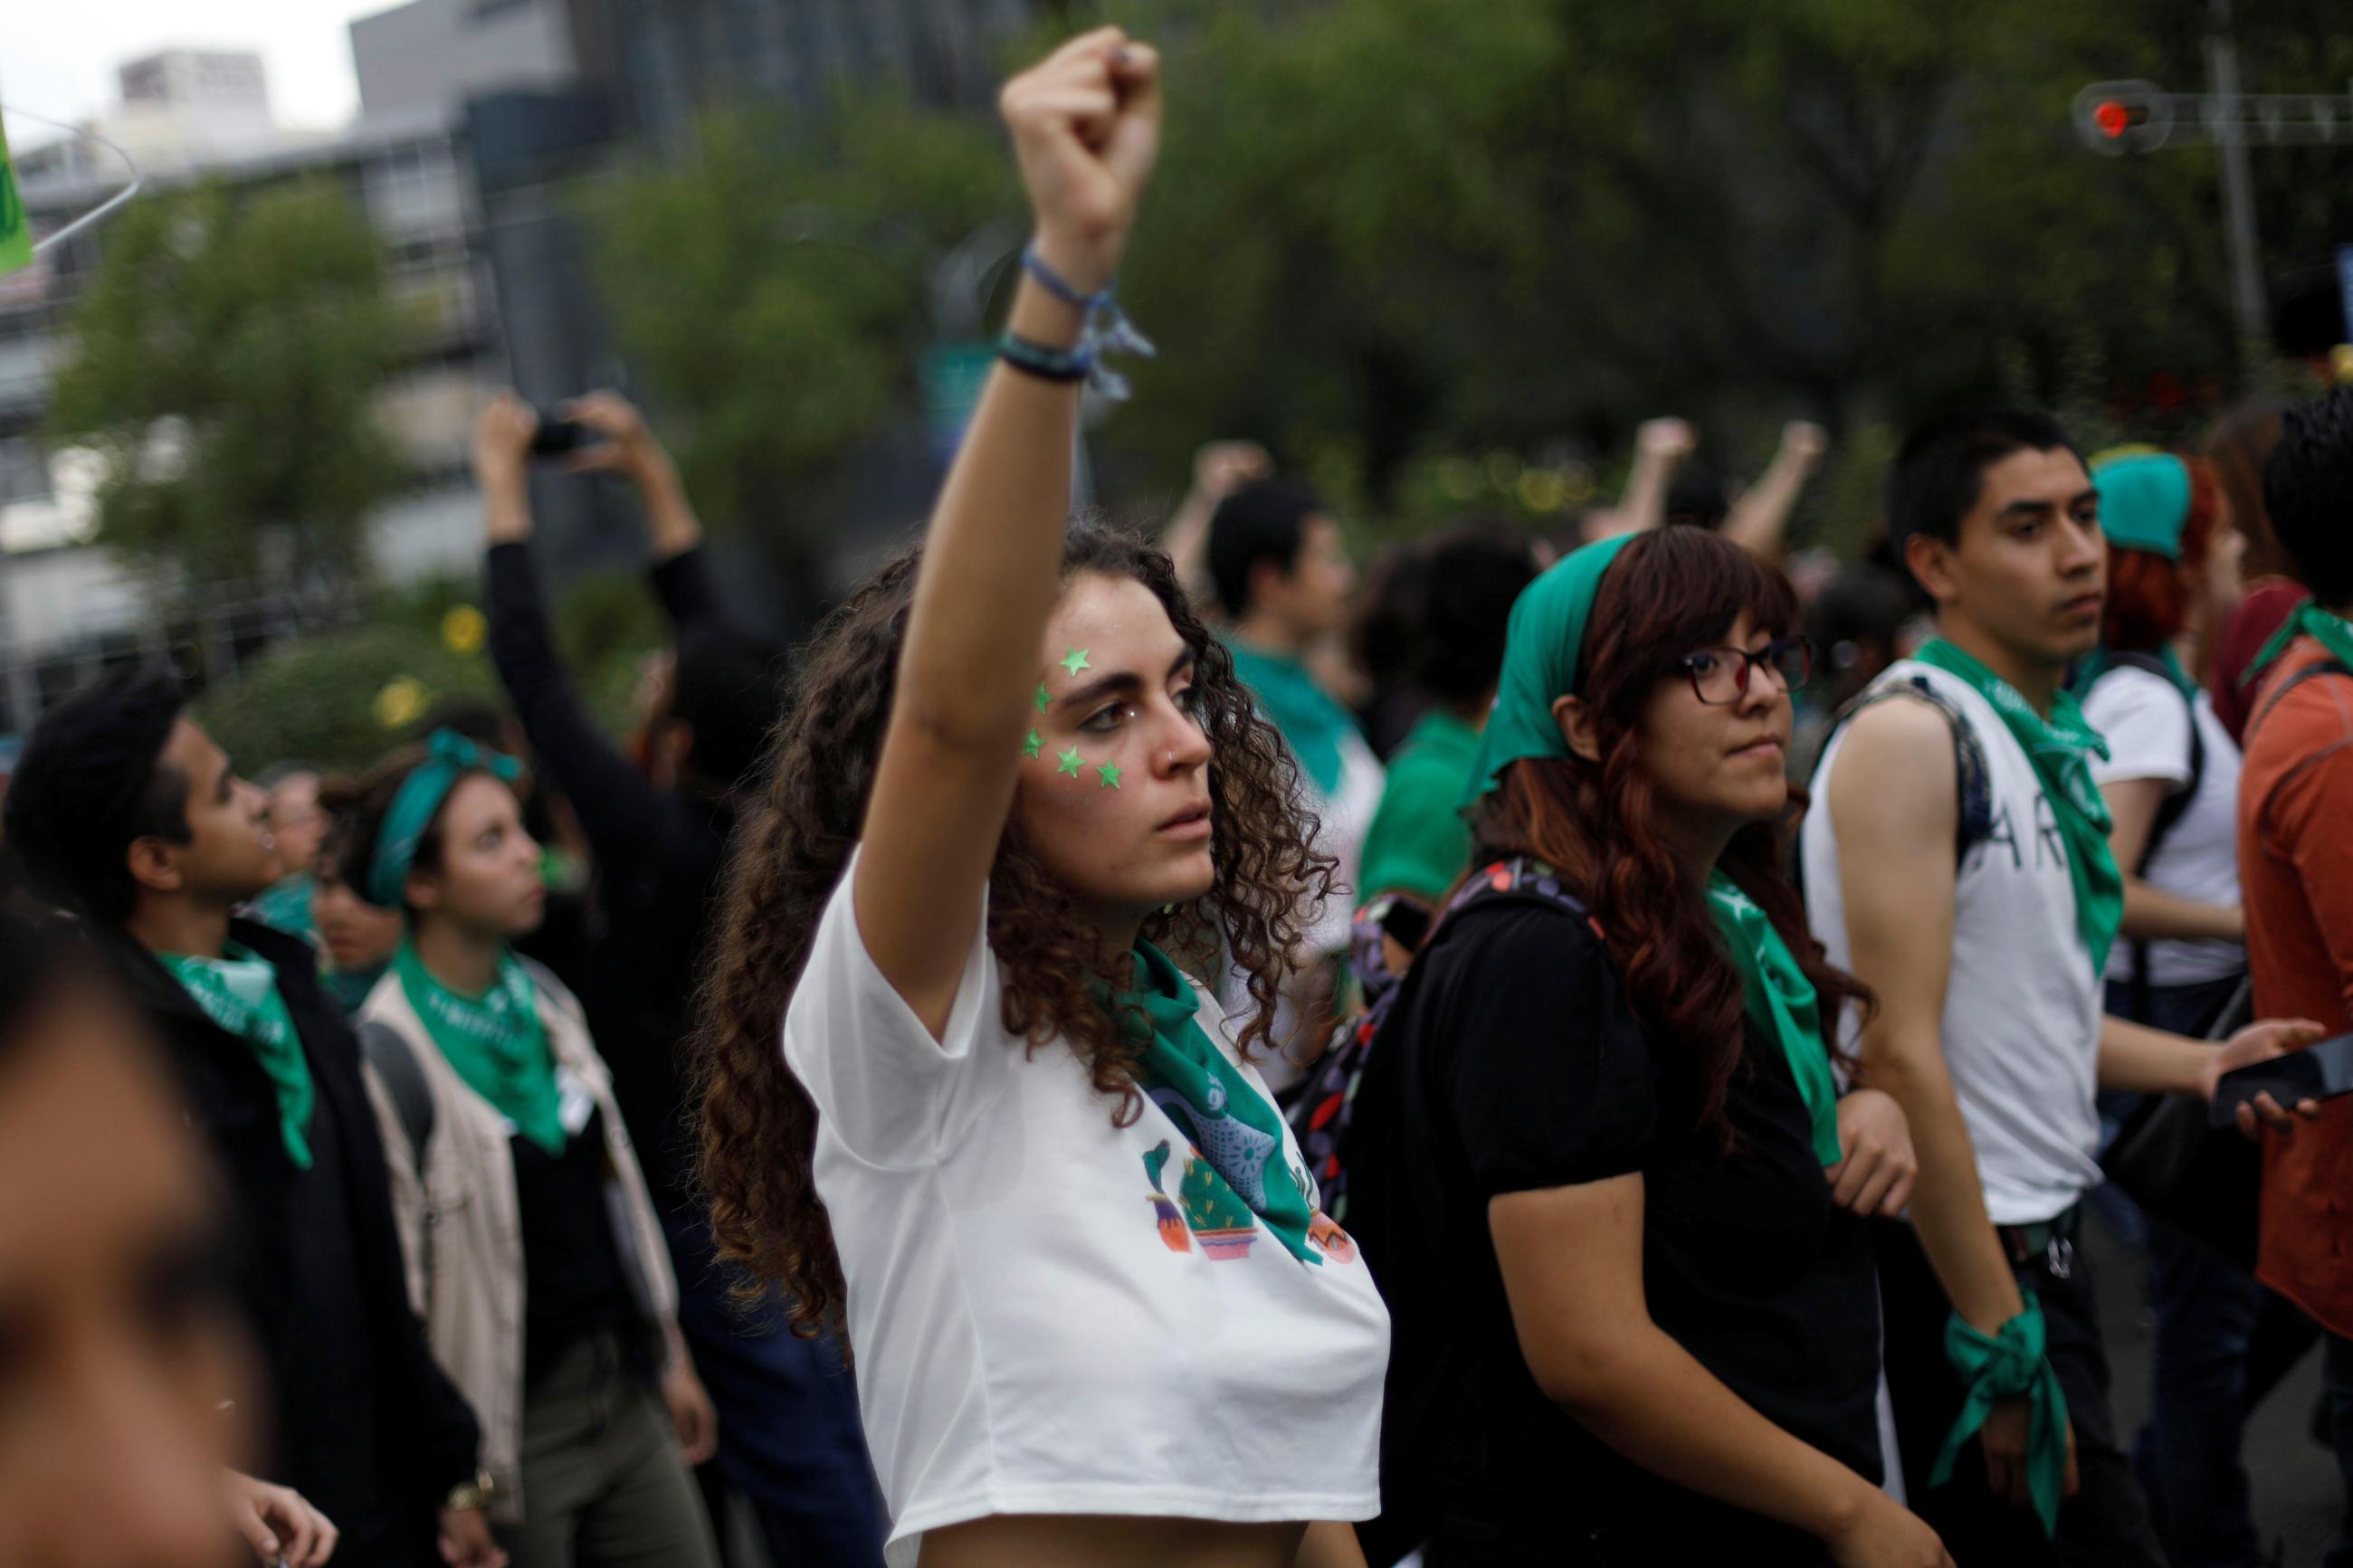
[471,394,886,1562]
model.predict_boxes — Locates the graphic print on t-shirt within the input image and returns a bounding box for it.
[1142,1136,1360,1264]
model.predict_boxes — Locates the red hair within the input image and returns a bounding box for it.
[2101,455,2224,657]
[1463,528,1869,1142]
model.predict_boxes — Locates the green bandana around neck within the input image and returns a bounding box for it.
[1461,532,1636,811]
[1929,1295,2071,1538]
[2242,603,2353,695]
[162,942,314,1168]
[393,938,565,1155]
[1703,872,1842,1167]
[1914,638,2123,969]
[1115,942,1322,1264]
[1224,640,1358,796]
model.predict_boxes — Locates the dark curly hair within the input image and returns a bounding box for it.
[691,518,1335,1338]
[1468,527,1869,1140]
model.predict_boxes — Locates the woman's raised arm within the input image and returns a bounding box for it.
[855,28,1162,1039]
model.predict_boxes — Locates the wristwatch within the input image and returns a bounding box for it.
[443,1468,496,1512]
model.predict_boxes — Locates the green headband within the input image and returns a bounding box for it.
[1459,531,1636,810]
[366,728,523,908]
[2091,451,2191,562]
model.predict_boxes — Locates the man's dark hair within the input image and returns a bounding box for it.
[1886,408,2082,553]
[4,667,190,923]
[2264,386,2353,608]
[1415,522,1538,707]
[1206,479,1327,616]
[1665,467,1731,531]
[672,628,790,794]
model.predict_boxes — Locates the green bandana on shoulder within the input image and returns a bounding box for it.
[394,939,566,1155]
[162,943,314,1168]
[1914,639,2122,969]
[2243,603,2353,694]
[1703,872,1842,1166]
[1115,942,1321,1264]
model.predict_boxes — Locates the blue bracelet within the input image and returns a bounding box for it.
[997,332,1091,383]
[1018,245,1157,402]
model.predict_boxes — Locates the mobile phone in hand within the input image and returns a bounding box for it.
[2210,1032,2353,1127]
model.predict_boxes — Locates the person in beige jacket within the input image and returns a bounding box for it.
[329,729,720,1568]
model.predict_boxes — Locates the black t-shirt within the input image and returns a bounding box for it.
[512,1105,635,1387]
[1346,898,1881,1564]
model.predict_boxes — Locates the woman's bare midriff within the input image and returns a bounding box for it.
[917,1514,1310,1568]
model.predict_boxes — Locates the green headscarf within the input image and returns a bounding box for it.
[393,938,566,1155]
[2069,452,2196,698]
[1914,638,2123,969]
[161,943,314,1168]
[1459,532,1636,810]
[367,729,524,908]
[1703,873,1842,1167]
[1224,640,1360,796]
[1115,942,1322,1264]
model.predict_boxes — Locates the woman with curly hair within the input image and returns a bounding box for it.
[691,28,1386,1568]
[1342,527,1948,1567]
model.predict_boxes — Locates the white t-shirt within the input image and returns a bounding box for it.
[2080,665,2246,988]
[1802,660,2106,1226]
[782,851,1390,1567]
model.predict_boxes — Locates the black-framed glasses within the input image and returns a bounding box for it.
[1676,636,1813,705]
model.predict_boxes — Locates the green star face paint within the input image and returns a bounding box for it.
[1023,729,1043,759]
[1056,746,1085,777]
[1096,761,1123,789]
[1059,648,1091,677]
[1035,683,1051,714]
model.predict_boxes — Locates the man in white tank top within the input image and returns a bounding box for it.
[1801,410,2320,1566]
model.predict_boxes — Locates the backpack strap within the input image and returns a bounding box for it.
[2249,657,2353,745]
[1832,674,1996,868]
[359,1019,434,1176]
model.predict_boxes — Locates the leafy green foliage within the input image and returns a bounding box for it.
[47,178,411,587]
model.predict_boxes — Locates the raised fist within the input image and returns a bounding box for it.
[999,28,1162,297]
[1636,417,1696,464]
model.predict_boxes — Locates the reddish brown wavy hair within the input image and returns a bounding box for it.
[691,520,1334,1338]
[2101,454,2225,670]
[1467,527,1869,1141]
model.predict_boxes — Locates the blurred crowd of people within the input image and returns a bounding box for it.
[8,25,2353,1568]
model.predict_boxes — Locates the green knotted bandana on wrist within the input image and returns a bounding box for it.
[1929,1294,2071,1538]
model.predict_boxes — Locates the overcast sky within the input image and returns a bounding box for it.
[2,0,390,153]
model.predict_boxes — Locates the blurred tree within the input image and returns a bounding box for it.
[47,178,409,590]
[588,0,2353,554]
[586,99,1014,551]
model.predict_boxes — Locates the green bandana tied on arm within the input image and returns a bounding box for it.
[394,939,566,1155]
[1115,942,1322,1264]
[1703,873,1842,1166]
[1224,641,1360,796]
[1460,532,1637,811]
[161,944,315,1168]
[1914,638,2123,969]
[1930,1294,2071,1538]
[2242,603,2353,695]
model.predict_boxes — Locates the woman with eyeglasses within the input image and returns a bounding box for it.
[1343,526,1950,1566]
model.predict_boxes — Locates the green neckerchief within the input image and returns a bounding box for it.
[161,942,314,1169]
[1115,941,1321,1265]
[1915,638,2123,969]
[1224,639,1359,796]
[249,871,317,942]
[1929,1294,2071,1538]
[1702,872,1842,1167]
[393,938,565,1155]
[2242,603,2353,693]
[1461,532,1637,810]
[2067,643,2192,700]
